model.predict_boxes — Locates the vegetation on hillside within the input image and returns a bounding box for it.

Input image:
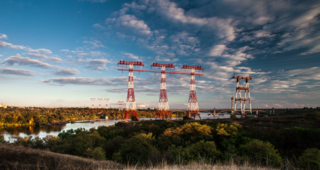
[1,111,320,169]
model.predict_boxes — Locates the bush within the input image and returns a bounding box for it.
[183,116,192,120]
[230,114,237,119]
[85,147,106,160]
[0,135,5,143]
[240,139,283,166]
[114,133,159,165]
[105,136,125,159]
[299,148,320,170]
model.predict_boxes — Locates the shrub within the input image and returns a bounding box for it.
[105,136,125,159]
[183,140,221,162]
[299,148,320,170]
[0,135,5,143]
[52,131,107,157]
[240,139,283,166]
[115,133,159,165]
[14,136,33,147]
[183,116,192,120]
[85,147,106,160]
[43,135,60,149]
[230,114,237,119]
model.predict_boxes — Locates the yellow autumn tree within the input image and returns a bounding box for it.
[216,123,242,136]
[29,118,34,125]
[163,122,212,137]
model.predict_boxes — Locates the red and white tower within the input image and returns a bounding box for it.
[151,63,175,119]
[90,98,95,110]
[182,65,203,119]
[118,101,123,111]
[104,98,109,109]
[97,98,102,109]
[233,74,252,115]
[117,60,144,120]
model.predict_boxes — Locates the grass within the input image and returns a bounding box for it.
[0,143,122,170]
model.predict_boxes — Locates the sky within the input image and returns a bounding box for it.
[0,0,319,109]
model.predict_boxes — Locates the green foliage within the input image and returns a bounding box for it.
[183,116,192,120]
[85,147,106,160]
[0,135,5,143]
[240,139,283,166]
[230,114,237,119]
[115,133,159,164]
[53,129,107,157]
[299,148,320,170]
[105,136,125,159]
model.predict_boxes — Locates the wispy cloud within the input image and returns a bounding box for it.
[0,68,34,76]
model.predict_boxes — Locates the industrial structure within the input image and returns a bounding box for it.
[104,98,109,109]
[182,65,203,119]
[117,60,204,120]
[90,98,95,110]
[97,98,102,109]
[151,63,175,119]
[117,61,144,120]
[118,101,123,111]
[232,74,252,115]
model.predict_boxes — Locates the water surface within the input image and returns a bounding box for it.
[1,112,239,142]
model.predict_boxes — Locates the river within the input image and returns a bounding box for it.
[1,112,240,142]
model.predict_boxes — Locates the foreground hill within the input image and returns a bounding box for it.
[0,143,122,170]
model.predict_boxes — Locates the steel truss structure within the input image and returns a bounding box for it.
[117,60,203,120]
[232,74,252,115]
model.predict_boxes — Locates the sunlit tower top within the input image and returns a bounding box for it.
[181,65,203,119]
[151,63,175,119]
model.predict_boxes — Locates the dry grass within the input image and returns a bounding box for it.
[124,161,280,170]
[0,143,295,170]
[0,143,122,170]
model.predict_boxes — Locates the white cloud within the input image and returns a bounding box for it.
[123,52,141,61]
[209,45,226,56]
[0,34,8,39]
[1,53,79,76]
[0,68,34,76]
[28,53,48,59]
[86,58,109,70]
[83,40,105,49]
[0,40,26,50]
[27,48,52,54]
[116,14,152,35]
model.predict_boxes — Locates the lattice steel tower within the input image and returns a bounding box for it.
[182,65,203,119]
[104,98,109,109]
[233,74,252,115]
[151,63,175,119]
[118,60,144,120]
[90,98,95,110]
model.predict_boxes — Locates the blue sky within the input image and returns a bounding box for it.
[0,0,319,109]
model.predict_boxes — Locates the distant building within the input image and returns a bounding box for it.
[0,103,7,109]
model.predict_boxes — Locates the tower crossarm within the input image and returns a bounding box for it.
[232,73,252,80]
[235,98,251,101]
[151,63,175,68]
[236,87,249,90]
[118,60,144,66]
[117,69,204,75]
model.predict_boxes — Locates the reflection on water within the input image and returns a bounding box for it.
[2,112,239,142]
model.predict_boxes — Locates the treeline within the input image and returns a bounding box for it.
[1,111,320,169]
[0,107,185,126]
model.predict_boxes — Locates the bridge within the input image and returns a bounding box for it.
[171,108,301,115]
